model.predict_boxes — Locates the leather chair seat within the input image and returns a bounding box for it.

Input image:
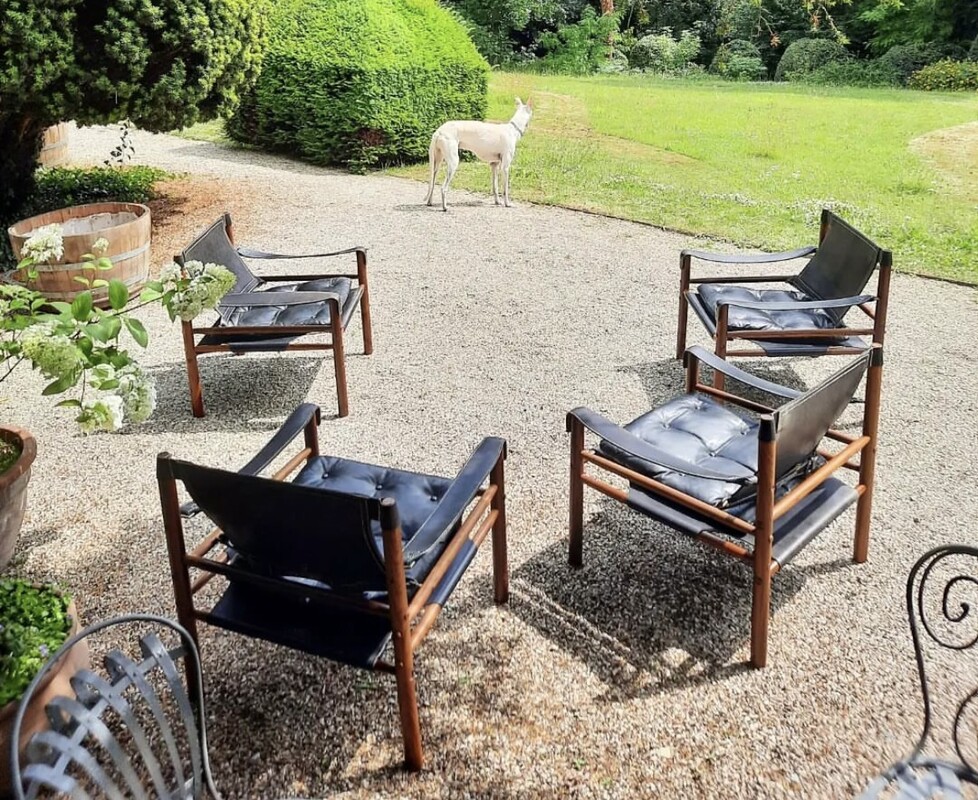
[599,394,758,508]
[294,455,455,581]
[221,277,354,327]
[698,284,838,332]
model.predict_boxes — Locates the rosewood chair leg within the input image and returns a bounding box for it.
[357,250,374,356]
[713,304,729,393]
[751,432,776,668]
[676,253,691,359]
[854,348,883,563]
[180,322,205,418]
[490,453,509,604]
[330,300,349,418]
[568,417,585,568]
[750,568,772,668]
[381,499,424,771]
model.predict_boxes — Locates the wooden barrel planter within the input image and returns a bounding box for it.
[37,123,70,168]
[0,425,35,571]
[0,600,89,797]
[8,202,151,308]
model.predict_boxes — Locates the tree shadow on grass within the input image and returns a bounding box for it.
[510,499,852,701]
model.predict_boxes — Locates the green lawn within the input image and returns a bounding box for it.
[390,73,978,283]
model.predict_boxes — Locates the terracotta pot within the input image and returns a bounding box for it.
[7,202,152,308]
[0,599,89,797]
[0,426,35,571]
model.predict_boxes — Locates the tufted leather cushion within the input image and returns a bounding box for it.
[294,455,455,581]
[599,395,759,508]
[220,277,353,327]
[698,284,838,333]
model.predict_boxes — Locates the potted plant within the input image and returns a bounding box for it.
[0,224,234,566]
[0,579,88,795]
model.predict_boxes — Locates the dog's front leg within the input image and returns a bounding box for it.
[491,162,500,205]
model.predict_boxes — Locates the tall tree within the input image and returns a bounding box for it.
[0,1,268,221]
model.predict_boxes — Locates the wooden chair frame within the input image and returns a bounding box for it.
[158,406,508,771]
[177,215,374,418]
[676,210,892,388]
[567,345,883,668]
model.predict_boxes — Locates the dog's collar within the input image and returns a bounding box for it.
[509,120,526,137]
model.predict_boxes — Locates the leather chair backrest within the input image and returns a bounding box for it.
[169,459,387,591]
[795,212,882,322]
[772,352,870,479]
[178,215,260,295]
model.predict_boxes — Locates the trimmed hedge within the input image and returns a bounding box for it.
[878,43,950,85]
[800,59,901,88]
[228,0,489,170]
[909,59,978,92]
[775,38,848,81]
[711,40,767,81]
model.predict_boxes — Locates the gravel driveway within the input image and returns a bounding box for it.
[6,123,978,799]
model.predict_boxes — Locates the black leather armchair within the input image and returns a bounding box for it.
[157,404,508,771]
[567,345,883,667]
[677,210,891,385]
[176,214,374,418]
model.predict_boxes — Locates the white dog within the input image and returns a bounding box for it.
[425,97,533,211]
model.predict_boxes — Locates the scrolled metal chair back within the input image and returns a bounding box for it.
[904,545,978,778]
[10,614,222,800]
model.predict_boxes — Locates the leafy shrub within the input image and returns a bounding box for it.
[711,39,763,75]
[723,53,768,81]
[908,59,978,92]
[629,28,701,73]
[801,59,901,88]
[878,43,951,84]
[444,0,567,66]
[0,580,72,706]
[228,0,489,171]
[774,38,848,81]
[537,7,619,75]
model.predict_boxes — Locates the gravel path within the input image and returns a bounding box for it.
[6,123,978,798]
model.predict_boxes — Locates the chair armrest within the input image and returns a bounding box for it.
[682,245,816,265]
[717,293,874,312]
[219,291,341,308]
[684,346,800,399]
[180,404,321,518]
[237,245,366,260]
[567,406,756,483]
[403,437,507,562]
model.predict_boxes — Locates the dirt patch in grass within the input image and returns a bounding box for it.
[911,121,978,203]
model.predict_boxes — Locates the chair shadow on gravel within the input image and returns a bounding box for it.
[128,355,326,434]
[510,500,853,701]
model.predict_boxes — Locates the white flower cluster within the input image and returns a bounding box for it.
[21,224,64,265]
[160,260,237,322]
[20,324,84,380]
[83,362,157,432]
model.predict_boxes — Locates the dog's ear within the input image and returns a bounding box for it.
[515,96,523,107]
[526,98,533,110]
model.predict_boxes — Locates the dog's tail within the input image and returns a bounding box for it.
[426,133,444,204]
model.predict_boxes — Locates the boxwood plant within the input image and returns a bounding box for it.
[0,579,72,707]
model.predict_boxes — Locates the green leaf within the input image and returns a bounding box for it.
[42,371,81,395]
[108,279,129,310]
[73,276,91,286]
[55,399,83,409]
[71,292,93,322]
[124,317,148,347]
[103,316,122,339]
[83,323,109,343]
[139,287,163,302]
[49,302,73,315]
[16,257,33,270]
[91,279,109,288]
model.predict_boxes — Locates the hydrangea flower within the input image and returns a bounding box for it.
[20,325,84,380]
[116,365,156,423]
[21,224,64,264]
[92,237,109,255]
[77,395,125,434]
[160,260,236,321]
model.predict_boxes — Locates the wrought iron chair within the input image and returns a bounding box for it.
[859,545,978,799]
[9,614,222,800]
[567,345,883,667]
[176,213,374,418]
[158,403,508,771]
[676,209,891,387]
